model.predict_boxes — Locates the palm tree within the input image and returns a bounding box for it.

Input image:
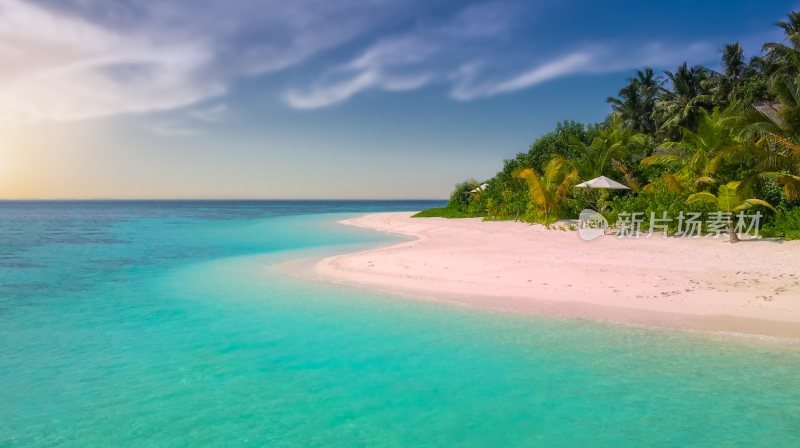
[570,114,647,180]
[747,55,775,77]
[763,11,800,78]
[739,81,800,199]
[723,43,746,83]
[778,11,800,36]
[712,43,746,105]
[607,68,661,134]
[655,63,715,136]
[607,83,641,126]
[686,181,776,242]
[643,107,744,191]
[513,157,579,224]
[755,133,800,200]
[760,74,800,134]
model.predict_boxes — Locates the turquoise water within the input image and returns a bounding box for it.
[1,201,799,447]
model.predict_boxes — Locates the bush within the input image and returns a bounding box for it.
[447,179,480,212]
[481,175,527,221]
[761,207,800,240]
[519,121,599,172]
[606,182,712,233]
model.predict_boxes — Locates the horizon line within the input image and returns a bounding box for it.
[0,198,448,202]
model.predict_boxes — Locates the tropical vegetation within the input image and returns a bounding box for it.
[685,181,777,242]
[421,11,800,240]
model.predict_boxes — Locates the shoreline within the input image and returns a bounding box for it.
[311,212,800,340]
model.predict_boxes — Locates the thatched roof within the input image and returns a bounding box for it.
[752,101,783,127]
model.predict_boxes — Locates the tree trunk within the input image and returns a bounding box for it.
[728,219,739,243]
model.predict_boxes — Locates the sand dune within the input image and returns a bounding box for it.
[316,212,800,339]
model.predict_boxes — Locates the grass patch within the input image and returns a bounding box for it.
[412,207,478,218]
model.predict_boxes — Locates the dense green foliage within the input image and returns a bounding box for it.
[420,11,800,238]
[762,207,800,239]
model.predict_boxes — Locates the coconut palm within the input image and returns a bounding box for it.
[686,181,776,242]
[513,157,579,224]
[747,55,774,77]
[570,114,647,180]
[777,11,800,36]
[607,68,661,134]
[763,11,800,78]
[756,133,800,200]
[760,74,800,134]
[655,63,715,135]
[712,43,746,105]
[643,107,744,191]
[738,80,800,199]
[723,43,746,83]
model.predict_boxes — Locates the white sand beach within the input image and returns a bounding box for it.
[316,212,800,338]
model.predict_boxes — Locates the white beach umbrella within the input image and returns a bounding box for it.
[574,176,630,190]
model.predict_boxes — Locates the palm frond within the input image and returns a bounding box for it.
[663,174,683,193]
[641,154,682,167]
[686,192,718,207]
[777,174,800,200]
[693,176,717,188]
[612,160,641,192]
[740,199,778,213]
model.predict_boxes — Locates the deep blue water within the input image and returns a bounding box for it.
[1,201,799,447]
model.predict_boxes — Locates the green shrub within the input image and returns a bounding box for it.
[447,179,480,212]
[481,176,527,221]
[761,207,800,240]
[606,182,712,233]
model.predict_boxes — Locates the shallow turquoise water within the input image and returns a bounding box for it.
[1,201,799,447]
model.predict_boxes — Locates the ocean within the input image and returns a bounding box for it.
[1,201,799,447]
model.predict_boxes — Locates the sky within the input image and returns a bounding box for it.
[0,0,797,199]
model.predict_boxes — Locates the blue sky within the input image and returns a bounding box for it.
[0,0,797,199]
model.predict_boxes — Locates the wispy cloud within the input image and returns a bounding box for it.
[449,41,717,100]
[0,0,220,123]
[284,1,720,109]
[451,52,592,100]
[0,0,414,123]
[0,0,729,121]
[284,35,440,109]
[285,1,521,109]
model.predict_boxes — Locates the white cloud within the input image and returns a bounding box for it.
[0,0,411,123]
[285,72,378,110]
[283,0,718,110]
[0,0,726,120]
[285,71,434,109]
[449,41,717,101]
[451,52,592,100]
[285,35,439,109]
[0,0,221,123]
[284,2,518,109]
